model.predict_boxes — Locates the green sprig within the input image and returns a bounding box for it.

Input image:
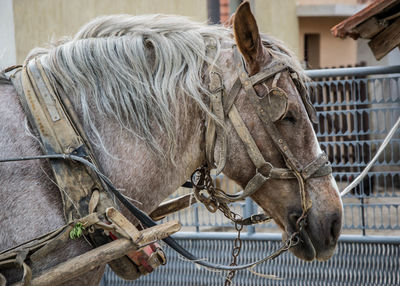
[70,222,85,240]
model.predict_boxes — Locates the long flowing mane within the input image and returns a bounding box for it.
[26,14,306,157]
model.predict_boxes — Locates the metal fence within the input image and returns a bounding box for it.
[101,234,400,286]
[101,65,400,285]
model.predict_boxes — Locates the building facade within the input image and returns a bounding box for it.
[1,0,399,70]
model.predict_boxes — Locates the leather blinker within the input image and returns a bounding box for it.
[258,87,288,122]
[291,73,318,124]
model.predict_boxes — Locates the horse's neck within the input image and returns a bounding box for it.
[75,97,206,216]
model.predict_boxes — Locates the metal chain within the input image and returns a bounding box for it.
[224,218,243,286]
[192,167,247,286]
[191,166,305,285]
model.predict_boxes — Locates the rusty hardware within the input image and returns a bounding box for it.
[224,215,244,286]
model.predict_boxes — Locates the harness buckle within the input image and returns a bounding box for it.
[257,162,273,180]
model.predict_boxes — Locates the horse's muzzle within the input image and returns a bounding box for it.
[285,210,342,261]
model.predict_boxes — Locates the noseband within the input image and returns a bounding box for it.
[202,46,332,225]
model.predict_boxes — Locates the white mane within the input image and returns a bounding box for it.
[26,14,306,157]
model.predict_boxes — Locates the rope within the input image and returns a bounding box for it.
[340,116,400,197]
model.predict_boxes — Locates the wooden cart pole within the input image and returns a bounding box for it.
[12,220,181,286]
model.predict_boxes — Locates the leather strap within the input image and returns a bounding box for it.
[228,105,267,169]
[250,62,286,86]
[202,47,332,207]
[10,59,144,280]
[14,61,107,221]
[207,71,227,174]
[234,48,304,173]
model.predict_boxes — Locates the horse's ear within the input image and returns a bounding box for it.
[233,1,265,75]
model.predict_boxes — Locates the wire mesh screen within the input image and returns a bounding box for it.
[101,235,400,286]
[310,72,400,235]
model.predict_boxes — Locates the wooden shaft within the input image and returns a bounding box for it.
[12,220,181,286]
[12,239,136,286]
[139,220,181,244]
[150,193,197,221]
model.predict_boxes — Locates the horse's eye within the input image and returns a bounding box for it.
[283,111,296,123]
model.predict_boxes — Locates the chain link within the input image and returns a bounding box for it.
[224,217,243,286]
[192,167,247,286]
[191,166,305,285]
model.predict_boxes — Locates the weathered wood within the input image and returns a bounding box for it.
[106,207,141,241]
[354,17,387,39]
[138,220,181,244]
[331,0,398,38]
[368,17,400,60]
[150,193,197,220]
[12,239,137,286]
[12,220,181,286]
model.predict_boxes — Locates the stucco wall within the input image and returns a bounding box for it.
[299,16,358,68]
[13,0,207,63]
[0,0,16,69]
[253,0,300,57]
[297,0,373,5]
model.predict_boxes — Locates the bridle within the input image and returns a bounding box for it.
[192,45,333,284]
[198,45,332,229]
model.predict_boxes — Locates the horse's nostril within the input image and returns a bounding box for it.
[288,212,302,228]
[326,213,341,247]
[330,217,341,241]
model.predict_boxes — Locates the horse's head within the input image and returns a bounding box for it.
[211,2,343,261]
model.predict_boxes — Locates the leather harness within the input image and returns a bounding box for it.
[0,43,333,283]
[3,59,161,281]
[203,47,331,217]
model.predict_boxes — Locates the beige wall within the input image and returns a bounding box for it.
[297,0,373,5]
[299,16,358,68]
[0,0,16,69]
[253,0,300,56]
[13,0,207,63]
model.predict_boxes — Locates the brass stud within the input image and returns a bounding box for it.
[278,139,283,144]
[283,146,288,151]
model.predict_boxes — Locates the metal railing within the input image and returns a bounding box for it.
[101,65,400,285]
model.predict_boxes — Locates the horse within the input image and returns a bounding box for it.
[0,2,343,285]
